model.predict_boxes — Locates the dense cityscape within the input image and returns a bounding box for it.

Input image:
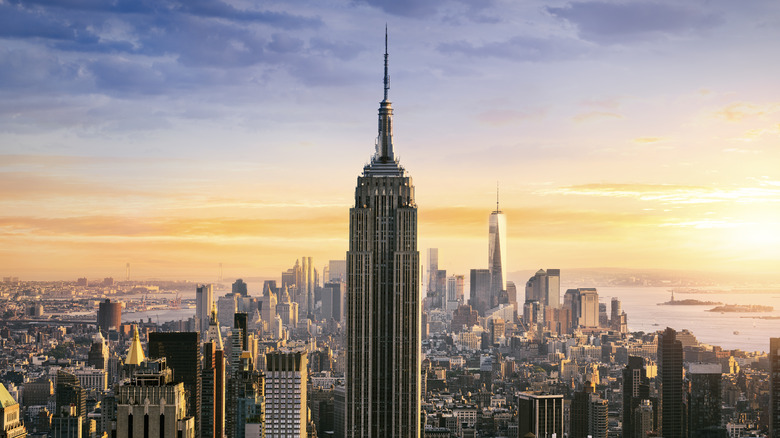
[1,38,779,438]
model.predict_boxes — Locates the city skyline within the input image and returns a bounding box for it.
[2,1,780,281]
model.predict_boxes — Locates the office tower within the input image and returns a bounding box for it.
[0,383,28,438]
[322,281,345,322]
[570,288,599,328]
[469,269,491,316]
[265,351,307,438]
[610,297,628,333]
[634,400,654,438]
[55,371,85,421]
[545,269,560,308]
[307,256,314,317]
[233,279,248,297]
[262,284,277,335]
[346,32,420,438]
[328,260,347,282]
[623,356,651,438]
[276,288,299,328]
[87,331,108,370]
[51,407,80,438]
[773,338,780,438]
[233,353,265,438]
[116,359,194,438]
[688,363,722,436]
[659,327,685,438]
[571,382,607,438]
[218,294,238,329]
[234,313,249,352]
[148,332,201,435]
[517,392,564,438]
[488,192,507,310]
[196,284,214,337]
[526,270,561,309]
[506,281,517,308]
[446,275,464,312]
[202,341,225,438]
[96,299,121,334]
[427,248,439,295]
[206,304,224,350]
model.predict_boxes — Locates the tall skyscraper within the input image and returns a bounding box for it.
[772,338,780,438]
[688,363,722,436]
[658,327,685,438]
[622,356,651,438]
[469,268,491,316]
[196,284,214,337]
[488,192,507,309]
[346,31,420,438]
[265,351,307,438]
[97,299,121,334]
[427,248,438,295]
[148,332,201,436]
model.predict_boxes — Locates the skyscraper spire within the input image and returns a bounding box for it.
[375,26,394,163]
[383,25,389,102]
[496,181,500,212]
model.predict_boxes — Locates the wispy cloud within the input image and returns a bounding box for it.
[547,1,723,44]
[632,137,665,144]
[545,183,780,205]
[573,111,623,122]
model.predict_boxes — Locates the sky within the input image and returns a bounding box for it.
[1,0,779,283]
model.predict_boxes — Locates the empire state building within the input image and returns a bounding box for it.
[346,32,421,438]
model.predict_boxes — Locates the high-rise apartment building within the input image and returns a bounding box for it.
[488,199,507,309]
[196,284,214,337]
[659,327,685,438]
[148,332,201,436]
[265,351,307,438]
[346,32,420,438]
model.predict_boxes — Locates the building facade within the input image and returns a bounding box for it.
[265,352,306,438]
[345,33,420,438]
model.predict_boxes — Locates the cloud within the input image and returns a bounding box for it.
[546,183,780,205]
[354,0,495,18]
[438,35,586,62]
[547,1,723,44]
[476,109,545,126]
[714,102,771,122]
[632,137,665,144]
[573,111,623,122]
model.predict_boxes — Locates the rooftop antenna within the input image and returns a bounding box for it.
[383,24,389,102]
[496,181,500,213]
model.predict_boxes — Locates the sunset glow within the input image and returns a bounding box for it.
[1,0,779,282]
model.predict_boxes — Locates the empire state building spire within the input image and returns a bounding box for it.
[376,26,394,163]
